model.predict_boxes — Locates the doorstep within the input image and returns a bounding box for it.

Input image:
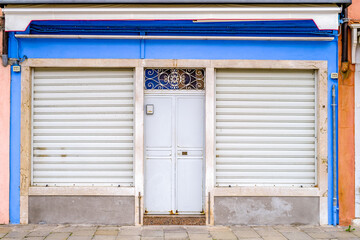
[143,214,206,225]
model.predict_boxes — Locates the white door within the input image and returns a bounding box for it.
[145,94,204,214]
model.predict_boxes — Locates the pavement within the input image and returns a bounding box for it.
[0,224,360,240]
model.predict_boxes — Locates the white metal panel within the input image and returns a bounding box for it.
[4,4,341,31]
[144,96,173,213]
[215,69,316,186]
[32,68,135,186]
[176,96,204,212]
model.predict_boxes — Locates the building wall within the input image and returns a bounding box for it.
[338,2,360,226]
[8,21,339,225]
[0,8,11,224]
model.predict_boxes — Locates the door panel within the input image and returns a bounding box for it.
[145,96,173,213]
[176,97,204,212]
[177,157,203,212]
[145,158,172,212]
[145,97,172,148]
[176,97,205,148]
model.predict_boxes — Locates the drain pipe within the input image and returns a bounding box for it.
[1,16,8,67]
[332,85,338,225]
[341,7,349,63]
[340,7,349,75]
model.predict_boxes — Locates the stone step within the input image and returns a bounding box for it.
[143,214,206,225]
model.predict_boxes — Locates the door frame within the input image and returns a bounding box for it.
[144,90,206,214]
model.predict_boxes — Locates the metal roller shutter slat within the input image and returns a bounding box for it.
[33,157,133,162]
[34,92,133,99]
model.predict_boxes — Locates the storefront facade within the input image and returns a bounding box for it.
[3,2,345,225]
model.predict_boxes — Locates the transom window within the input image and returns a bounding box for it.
[144,68,205,90]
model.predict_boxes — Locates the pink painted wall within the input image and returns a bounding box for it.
[0,66,10,224]
[0,8,10,224]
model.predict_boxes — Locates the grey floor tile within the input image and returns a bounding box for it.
[92,236,117,240]
[95,230,119,236]
[141,229,164,238]
[306,231,334,239]
[210,230,237,240]
[116,236,141,240]
[185,227,209,234]
[45,232,71,240]
[230,226,253,232]
[163,227,186,233]
[70,230,96,237]
[188,233,212,240]
[262,237,287,240]
[233,229,261,238]
[164,232,188,240]
[67,236,93,240]
[0,227,12,234]
[24,237,47,240]
[27,231,52,237]
[281,231,314,240]
[3,231,28,239]
[141,237,164,240]
[328,231,358,238]
[0,233,8,238]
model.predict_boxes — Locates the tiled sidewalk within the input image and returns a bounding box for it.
[0,224,359,240]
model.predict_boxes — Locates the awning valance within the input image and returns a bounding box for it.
[3,4,342,31]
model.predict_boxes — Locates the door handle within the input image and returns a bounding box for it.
[182,151,188,156]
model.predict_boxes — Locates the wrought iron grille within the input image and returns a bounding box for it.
[144,68,205,90]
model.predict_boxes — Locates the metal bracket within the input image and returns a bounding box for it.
[342,18,350,23]
[138,192,142,224]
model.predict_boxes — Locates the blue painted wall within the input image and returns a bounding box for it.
[8,20,339,225]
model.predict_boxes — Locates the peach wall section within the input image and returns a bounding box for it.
[338,0,360,224]
[338,38,355,225]
[348,0,360,20]
[0,8,10,224]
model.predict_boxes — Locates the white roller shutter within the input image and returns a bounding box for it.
[215,69,316,187]
[32,68,134,186]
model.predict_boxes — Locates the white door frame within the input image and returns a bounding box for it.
[144,90,205,214]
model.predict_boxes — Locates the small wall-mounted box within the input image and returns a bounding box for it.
[12,65,21,72]
[331,73,338,79]
[146,104,154,115]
